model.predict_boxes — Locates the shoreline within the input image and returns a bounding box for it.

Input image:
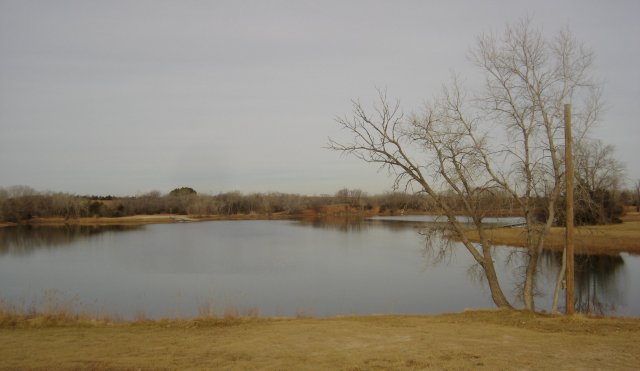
[3,212,640,255]
[463,213,640,255]
[0,207,523,229]
[0,213,298,228]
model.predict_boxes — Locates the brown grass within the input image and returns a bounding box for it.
[464,213,640,255]
[622,210,640,222]
[0,310,638,370]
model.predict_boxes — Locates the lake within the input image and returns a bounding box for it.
[1,217,638,319]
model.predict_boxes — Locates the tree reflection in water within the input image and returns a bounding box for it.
[541,251,628,315]
[296,216,371,233]
[2,220,632,316]
[296,216,431,233]
[298,218,632,315]
[0,225,143,256]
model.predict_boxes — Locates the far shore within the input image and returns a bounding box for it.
[0,212,297,228]
[2,211,640,255]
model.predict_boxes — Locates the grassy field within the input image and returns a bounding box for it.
[1,310,639,370]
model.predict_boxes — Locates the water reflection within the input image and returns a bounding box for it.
[0,225,143,256]
[0,219,636,318]
[297,216,429,232]
[369,215,526,226]
[297,216,371,232]
[541,251,629,315]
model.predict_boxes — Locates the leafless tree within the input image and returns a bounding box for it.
[575,139,624,193]
[570,139,626,225]
[329,89,513,308]
[329,17,602,311]
[470,18,602,310]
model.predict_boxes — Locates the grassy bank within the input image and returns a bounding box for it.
[1,310,638,369]
[463,213,640,255]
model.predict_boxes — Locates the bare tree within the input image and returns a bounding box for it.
[470,18,602,310]
[330,18,602,311]
[329,89,513,308]
[574,139,624,193]
[570,139,625,225]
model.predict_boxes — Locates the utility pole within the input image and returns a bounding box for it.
[564,104,575,315]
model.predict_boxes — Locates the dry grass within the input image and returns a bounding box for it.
[464,213,640,255]
[0,310,638,370]
[622,210,640,222]
[0,297,117,329]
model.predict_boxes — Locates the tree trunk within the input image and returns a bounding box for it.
[523,249,538,311]
[551,248,567,313]
[447,214,513,310]
[482,247,513,309]
[522,213,537,311]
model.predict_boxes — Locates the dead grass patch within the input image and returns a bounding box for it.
[463,217,640,255]
[1,310,638,370]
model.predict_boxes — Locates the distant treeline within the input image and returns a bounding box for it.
[0,186,509,222]
[0,185,634,225]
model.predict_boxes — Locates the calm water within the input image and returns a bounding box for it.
[0,218,638,319]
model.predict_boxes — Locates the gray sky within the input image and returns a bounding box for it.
[1,0,638,196]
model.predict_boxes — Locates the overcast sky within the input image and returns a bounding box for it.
[1,0,638,196]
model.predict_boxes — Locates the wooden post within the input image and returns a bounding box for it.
[564,103,575,315]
